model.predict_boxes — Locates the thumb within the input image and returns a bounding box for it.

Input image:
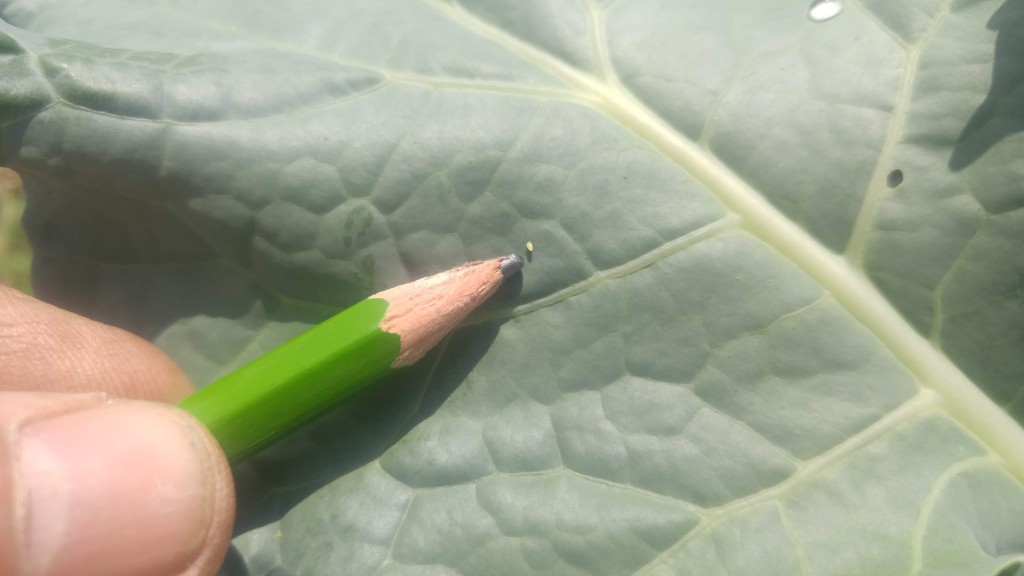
[0,392,235,576]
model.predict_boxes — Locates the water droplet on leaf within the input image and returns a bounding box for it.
[807,0,843,22]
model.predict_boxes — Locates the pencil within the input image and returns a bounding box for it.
[179,254,524,461]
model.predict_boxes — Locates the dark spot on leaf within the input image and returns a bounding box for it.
[886,169,904,188]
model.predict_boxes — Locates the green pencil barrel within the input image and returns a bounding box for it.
[179,298,401,461]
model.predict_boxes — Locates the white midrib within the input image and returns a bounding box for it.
[421,0,1024,480]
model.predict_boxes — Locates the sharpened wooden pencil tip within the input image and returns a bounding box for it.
[375,256,519,367]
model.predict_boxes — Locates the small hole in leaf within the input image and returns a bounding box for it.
[807,0,843,21]
[886,169,904,188]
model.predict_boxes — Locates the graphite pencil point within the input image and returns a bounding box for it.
[499,254,525,277]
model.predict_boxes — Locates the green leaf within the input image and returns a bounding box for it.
[3,0,1024,574]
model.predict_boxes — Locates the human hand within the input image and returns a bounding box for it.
[0,285,235,576]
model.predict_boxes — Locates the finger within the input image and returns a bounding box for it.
[0,285,193,402]
[0,392,235,576]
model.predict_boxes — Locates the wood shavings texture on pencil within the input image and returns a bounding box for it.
[375,254,523,367]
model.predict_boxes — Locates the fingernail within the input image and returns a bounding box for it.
[19,402,216,576]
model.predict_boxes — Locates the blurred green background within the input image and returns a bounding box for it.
[0,167,32,294]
